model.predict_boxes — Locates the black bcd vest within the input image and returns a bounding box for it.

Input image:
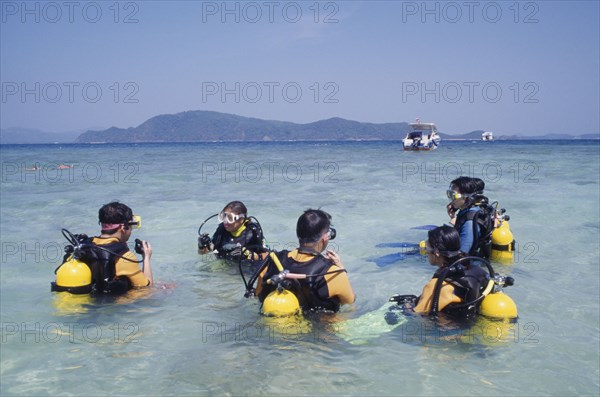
[259,250,341,313]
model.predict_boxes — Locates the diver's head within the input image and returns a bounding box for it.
[448,176,483,209]
[472,177,485,194]
[220,200,248,232]
[427,225,463,267]
[99,202,138,240]
[297,209,335,252]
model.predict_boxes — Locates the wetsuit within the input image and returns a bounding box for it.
[211,221,266,261]
[256,249,355,313]
[454,207,481,254]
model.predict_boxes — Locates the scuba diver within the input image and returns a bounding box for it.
[198,201,267,263]
[389,225,516,320]
[253,209,355,314]
[446,176,514,259]
[51,201,153,295]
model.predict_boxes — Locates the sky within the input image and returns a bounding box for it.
[1,0,599,136]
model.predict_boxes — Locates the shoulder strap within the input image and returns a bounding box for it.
[89,241,130,294]
[454,207,478,231]
[472,205,495,258]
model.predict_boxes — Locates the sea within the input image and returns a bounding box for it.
[0,140,599,396]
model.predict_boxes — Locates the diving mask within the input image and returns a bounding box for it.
[446,189,469,201]
[127,215,142,229]
[326,227,336,240]
[218,211,245,224]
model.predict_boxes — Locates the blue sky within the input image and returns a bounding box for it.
[1,0,599,135]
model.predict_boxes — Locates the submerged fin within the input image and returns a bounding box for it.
[368,252,408,267]
[375,242,419,249]
[370,242,420,266]
[410,224,438,231]
[336,303,407,345]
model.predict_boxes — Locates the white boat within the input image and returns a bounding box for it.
[482,131,494,141]
[402,119,440,151]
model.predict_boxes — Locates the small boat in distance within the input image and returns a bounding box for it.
[482,131,494,141]
[402,119,440,151]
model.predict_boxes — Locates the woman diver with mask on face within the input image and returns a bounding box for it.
[446,176,515,261]
[446,177,489,257]
[198,201,267,265]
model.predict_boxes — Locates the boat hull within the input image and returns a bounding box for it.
[403,146,436,151]
[402,138,440,151]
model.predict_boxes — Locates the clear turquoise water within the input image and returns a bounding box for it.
[1,140,599,396]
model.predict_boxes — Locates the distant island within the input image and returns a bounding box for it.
[0,127,83,144]
[1,110,598,144]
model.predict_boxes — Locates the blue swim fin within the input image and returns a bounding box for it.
[410,224,438,231]
[375,242,419,249]
[368,252,408,267]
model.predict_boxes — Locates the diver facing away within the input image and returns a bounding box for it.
[255,209,355,313]
[51,201,153,294]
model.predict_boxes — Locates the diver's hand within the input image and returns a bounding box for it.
[389,294,417,305]
[447,203,457,224]
[220,242,243,256]
[447,203,456,218]
[228,246,242,257]
[140,241,153,285]
[324,250,344,269]
[142,241,153,259]
[242,248,259,261]
[198,233,212,249]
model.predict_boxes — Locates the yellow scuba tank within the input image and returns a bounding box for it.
[261,289,300,317]
[491,220,515,262]
[260,251,301,317]
[480,292,518,320]
[51,256,92,294]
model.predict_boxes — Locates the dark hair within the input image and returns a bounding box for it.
[223,201,247,216]
[296,209,331,244]
[472,177,485,194]
[99,202,133,234]
[428,225,464,266]
[450,176,482,195]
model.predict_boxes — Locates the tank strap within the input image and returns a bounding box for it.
[51,282,93,294]
[492,240,515,251]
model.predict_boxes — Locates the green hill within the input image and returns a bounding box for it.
[75,111,412,143]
